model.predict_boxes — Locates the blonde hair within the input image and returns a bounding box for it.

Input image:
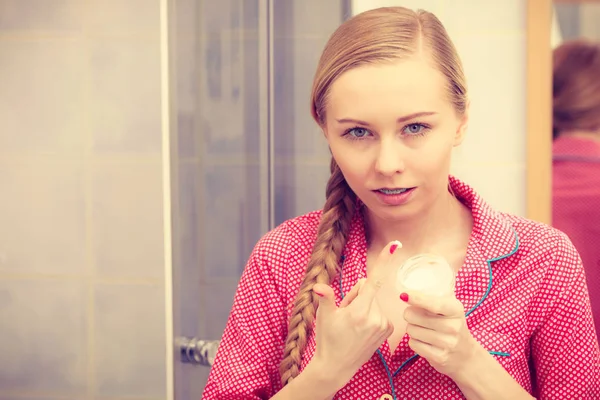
[553,39,600,138]
[279,7,468,385]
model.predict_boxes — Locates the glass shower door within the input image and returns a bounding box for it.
[169,0,346,398]
[169,0,267,398]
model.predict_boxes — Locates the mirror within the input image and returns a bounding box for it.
[551,0,600,340]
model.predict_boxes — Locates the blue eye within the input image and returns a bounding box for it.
[346,127,371,139]
[403,123,427,136]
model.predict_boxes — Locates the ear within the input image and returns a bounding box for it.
[453,101,470,147]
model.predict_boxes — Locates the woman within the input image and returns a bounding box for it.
[552,39,600,343]
[203,7,600,399]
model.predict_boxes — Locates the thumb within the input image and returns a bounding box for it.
[313,283,337,317]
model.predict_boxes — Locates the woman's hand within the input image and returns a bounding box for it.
[310,240,402,387]
[401,291,480,379]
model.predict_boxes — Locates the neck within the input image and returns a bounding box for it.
[559,129,600,141]
[365,187,470,254]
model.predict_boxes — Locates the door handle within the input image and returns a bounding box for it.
[175,337,220,366]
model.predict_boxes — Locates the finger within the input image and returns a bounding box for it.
[313,283,337,318]
[404,306,464,334]
[400,291,464,317]
[339,279,366,308]
[351,240,403,312]
[408,336,443,360]
[363,240,403,295]
[378,319,394,342]
[406,323,454,349]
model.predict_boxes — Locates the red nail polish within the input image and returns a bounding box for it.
[314,291,324,297]
[400,293,409,302]
[390,244,398,254]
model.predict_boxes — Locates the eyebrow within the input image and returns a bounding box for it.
[336,111,437,126]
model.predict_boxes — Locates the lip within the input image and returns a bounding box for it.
[372,187,416,206]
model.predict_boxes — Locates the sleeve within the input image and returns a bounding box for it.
[530,234,600,399]
[201,229,290,399]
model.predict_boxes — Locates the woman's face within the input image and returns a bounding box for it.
[323,56,468,222]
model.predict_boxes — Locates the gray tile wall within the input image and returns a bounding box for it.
[0,1,167,399]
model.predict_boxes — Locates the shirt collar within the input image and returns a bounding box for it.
[449,176,518,263]
[448,177,519,317]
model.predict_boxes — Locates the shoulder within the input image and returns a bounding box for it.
[245,210,323,293]
[500,213,583,289]
[453,176,578,269]
[502,213,579,262]
[252,210,322,260]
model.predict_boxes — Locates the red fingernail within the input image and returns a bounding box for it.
[314,291,324,297]
[400,293,409,302]
[390,244,398,254]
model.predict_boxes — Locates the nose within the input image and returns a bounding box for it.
[374,137,405,176]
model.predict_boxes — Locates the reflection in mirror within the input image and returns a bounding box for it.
[551,1,600,341]
[554,1,600,43]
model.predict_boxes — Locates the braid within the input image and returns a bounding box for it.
[279,158,356,385]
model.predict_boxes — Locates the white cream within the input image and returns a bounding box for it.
[396,254,454,296]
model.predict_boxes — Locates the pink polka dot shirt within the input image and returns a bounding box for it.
[203,177,600,399]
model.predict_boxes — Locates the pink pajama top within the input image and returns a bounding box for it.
[553,135,600,343]
[203,177,600,399]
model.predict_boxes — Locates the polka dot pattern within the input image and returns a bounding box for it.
[552,135,600,344]
[202,177,600,399]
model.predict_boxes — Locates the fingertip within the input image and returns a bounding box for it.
[312,283,326,297]
[389,240,403,254]
[313,283,335,301]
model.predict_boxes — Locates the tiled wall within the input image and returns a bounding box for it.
[0,1,167,399]
[352,0,528,216]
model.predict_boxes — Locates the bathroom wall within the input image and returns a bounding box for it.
[352,0,528,216]
[555,2,600,42]
[579,3,600,40]
[0,1,168,399]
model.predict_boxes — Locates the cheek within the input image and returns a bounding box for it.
[413,135,454,165]
[335,155,364,180]
[331,147,371,182]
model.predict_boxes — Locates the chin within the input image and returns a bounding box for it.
[363,200,417,222]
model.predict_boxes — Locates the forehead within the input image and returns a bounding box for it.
[326,58,451,119]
